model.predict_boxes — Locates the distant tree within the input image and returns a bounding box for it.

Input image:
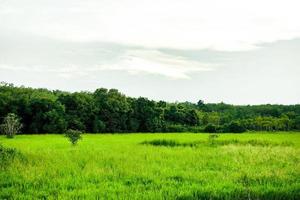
[93,88,130,132]
[202,112,220,126]
[1,83,300,134]
[65,129,82,145]
[185,110,199,126]
[293,116,300,130]
[197,100,204,107]
[1,113,22,138]
[197,100,208,111]
[92,118,106,133]
[58,92,96,132]
[131,97,164,132]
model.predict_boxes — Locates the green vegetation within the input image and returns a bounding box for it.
[0,113,22,138]
[1,133,299,199]
[65,129,82,145]
[0,144,24,170]
[1,82,300,134]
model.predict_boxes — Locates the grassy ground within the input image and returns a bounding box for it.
[0,132,299,199]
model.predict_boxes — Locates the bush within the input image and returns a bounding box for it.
[204,124,217,133]
[187,126,203,133]
[0,113,22,138]
[142,139,179,147]
[208,134,220,145]
[225,121,246,133]
[0,144,21,169]
[65,129,82,145]
[164,124,187,132]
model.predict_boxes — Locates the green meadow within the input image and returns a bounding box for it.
[1,132,300,199]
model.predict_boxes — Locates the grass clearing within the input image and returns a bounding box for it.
[0,132,300,199]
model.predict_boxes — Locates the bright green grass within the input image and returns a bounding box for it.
[0,132,300,199]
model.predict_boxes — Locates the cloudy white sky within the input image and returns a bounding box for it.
[0,0,300,104]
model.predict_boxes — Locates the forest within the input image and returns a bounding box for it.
[1,82,300,134]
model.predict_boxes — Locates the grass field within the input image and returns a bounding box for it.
[0,132,300,199]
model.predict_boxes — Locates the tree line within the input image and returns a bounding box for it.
[0,82,300,134]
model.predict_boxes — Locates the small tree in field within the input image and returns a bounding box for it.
[0,113,22,138]
[208,134,219,145]
[65,129,82,145]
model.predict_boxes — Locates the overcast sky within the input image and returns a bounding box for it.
[0,0,299,104]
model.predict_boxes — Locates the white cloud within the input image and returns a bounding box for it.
[0,49,215,79]
[97,50,215,79]
[1,0,300,51]
[1,0,300,104]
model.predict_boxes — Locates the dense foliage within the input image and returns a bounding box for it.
[0,82,300,134]
[65,129,82,145]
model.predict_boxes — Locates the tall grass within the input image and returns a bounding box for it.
[0,132,299,199]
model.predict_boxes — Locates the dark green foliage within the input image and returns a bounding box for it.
[65,129,82,145]
[1,82,300,134]
[165,106,199,126]
[204,124,218,133]
[164,124,203,133]
[130,97,165,132]
[141,139,199,147]
[224,121,246,133]
[293,116,300,130]
[165,124,187,132]
[142,139,180,147]
[92,118,106,133]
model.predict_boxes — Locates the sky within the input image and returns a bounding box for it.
[0,0,300,105]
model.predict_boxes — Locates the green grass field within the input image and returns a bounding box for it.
[1,132,300,199]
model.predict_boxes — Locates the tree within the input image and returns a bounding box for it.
[92,118,106,133]
[93,89,130,132]
[1,83,300,134]
[294,116,300,130]
[197,100,205,109]
[58,92,96,132]
[185,109,199,126]
[131,97,164,132]
[1,113,22,138]
[65,129,82,145]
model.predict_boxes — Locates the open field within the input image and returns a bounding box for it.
[1,132,300,199]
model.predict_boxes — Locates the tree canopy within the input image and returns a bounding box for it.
[0,82,300,134]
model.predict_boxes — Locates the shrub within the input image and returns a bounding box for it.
[187,126,203,133]
[65,129,82,145]
[142,139,179,147]
[0,113,22,138]
[141,139,200,147]
[208,134,219,145]
[204,124,217,133]
[164,124,187,132]
[0,144,21,169]
[225,121,246,133]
